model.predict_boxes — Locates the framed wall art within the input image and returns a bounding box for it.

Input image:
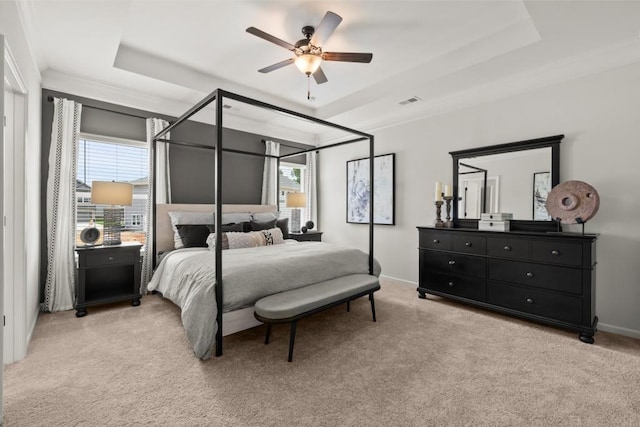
[533,171,551,221]
[346,153,395,225]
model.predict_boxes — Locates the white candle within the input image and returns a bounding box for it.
[444,184,452,197]
[435,181,442,202]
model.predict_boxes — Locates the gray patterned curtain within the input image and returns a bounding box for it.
[141,118,170,293]
[43,98,82,312]
[261,140,280,205]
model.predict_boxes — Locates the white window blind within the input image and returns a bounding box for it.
[76,135,148,246]
[279,163,306,232]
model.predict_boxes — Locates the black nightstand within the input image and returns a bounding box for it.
[289,231,323,242]
[75,242,142,317]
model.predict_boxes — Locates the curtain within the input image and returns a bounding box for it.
[43,98,82,312]
[261,140,280,205]
[304,150,318,226]
[141,118,171,293]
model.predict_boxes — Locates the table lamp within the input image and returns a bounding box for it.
[91,181,133,245]
[286,192,306,232]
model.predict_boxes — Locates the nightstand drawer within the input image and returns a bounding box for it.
[84,250,135,267]
[289,231,323,242]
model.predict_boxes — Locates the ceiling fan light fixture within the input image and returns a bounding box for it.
[295,54,322,75]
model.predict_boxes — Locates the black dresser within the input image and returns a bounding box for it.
[417,227,598,343]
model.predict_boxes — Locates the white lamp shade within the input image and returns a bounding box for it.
[91,181,133,206]
[294,54,322,75]
[286,192,307,208]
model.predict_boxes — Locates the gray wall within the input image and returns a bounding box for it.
[41,89,311,292]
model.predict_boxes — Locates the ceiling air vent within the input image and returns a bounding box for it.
[399,96,421,106]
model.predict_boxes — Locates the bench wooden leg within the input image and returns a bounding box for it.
[265,323,272,345]
[347,301,350,312]
[370,292,377,322]
[288,321,297,362]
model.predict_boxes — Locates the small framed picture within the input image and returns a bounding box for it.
[533,171,551,221]
[346,153,395,225]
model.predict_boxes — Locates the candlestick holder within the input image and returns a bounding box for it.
[434,200,444,228]
[443,196,454,228]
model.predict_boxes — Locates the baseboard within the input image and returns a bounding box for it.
[598,322,640,339]
[380,274,417,287]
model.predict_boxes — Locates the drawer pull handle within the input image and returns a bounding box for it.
[504,245,512,251]
[465,242,472,247]
[526,272,534,278]
[448,260,456,265]
[108,256,114,261]
[551,250,559,255]
[448,281,454,287]
[526,298,534,304]
[433,239,439,244]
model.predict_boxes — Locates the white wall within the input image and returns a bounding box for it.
[319,61,640,338]
[1,1,43,358]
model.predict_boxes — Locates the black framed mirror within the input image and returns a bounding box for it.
[451,135,562,232]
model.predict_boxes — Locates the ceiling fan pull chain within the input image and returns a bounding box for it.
[307,76,311,100]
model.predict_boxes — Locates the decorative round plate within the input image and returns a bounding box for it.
[545,180,600,224]
[80,227,101,244]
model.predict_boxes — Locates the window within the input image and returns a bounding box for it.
[279,163,306,232]
[76,135,148,246]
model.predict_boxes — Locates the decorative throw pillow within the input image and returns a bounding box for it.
[249,219,277,231]
[276,218,289,239]
[206,228,284,250]
[220,212,252,225]
[176,224,212,248]
[168,211,214,249]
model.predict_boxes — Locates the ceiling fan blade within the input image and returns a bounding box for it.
[258,58,295,73]
[313,67,328,84]
[322,52,373,63]
[310,11,343,47]
[246,27,295,51]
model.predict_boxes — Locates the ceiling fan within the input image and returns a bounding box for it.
[246,11,373,95]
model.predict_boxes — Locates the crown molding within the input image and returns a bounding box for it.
[14,0,44,81]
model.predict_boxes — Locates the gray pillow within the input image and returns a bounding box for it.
[249,219,277,231]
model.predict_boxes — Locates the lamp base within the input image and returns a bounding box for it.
[103,206,123,246]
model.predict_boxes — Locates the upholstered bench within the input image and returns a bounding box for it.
[254,274,380,362]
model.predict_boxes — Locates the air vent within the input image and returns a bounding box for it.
[399,96,421,106]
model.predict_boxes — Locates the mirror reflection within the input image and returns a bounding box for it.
[457,147,552,220]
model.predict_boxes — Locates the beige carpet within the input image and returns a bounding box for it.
[4,279,640,426]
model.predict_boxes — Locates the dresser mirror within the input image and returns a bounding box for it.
[450,135,562,231]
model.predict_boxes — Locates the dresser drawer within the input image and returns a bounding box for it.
[419,230,451,250]
[422,273,486,301]
[421,250,486,278]
[531,241,582,267]
[452,233,486,255]
[488,259,583,294]
[487,281,582,325]
[83,250,135,267]
[487,237,530,260]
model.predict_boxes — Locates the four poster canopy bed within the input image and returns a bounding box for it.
[147,89,379,360]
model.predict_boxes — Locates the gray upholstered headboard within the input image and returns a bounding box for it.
[155,204,277,257]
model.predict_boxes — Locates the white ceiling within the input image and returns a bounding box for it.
[17,0,640,143]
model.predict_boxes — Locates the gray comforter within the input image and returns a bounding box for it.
[148,241,381,359]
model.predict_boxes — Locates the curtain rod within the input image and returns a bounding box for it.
[261,138,314,152]
[47,95,159,122]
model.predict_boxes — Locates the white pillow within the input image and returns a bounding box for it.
[168,211,214,249]
[220,212,252,224]
[251,211,280,222]
[206,227,284,250]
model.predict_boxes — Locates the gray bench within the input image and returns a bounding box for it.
[254,274,381,362]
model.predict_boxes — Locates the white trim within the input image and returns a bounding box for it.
[380,275,417,287]
[78,132,145,148]
[597,323,640,340]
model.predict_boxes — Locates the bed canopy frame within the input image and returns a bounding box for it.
[151,89,374,357]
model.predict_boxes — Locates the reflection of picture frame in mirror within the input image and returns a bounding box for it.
[533,171,551,220]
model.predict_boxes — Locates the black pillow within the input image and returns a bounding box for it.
[176,224,212,248]
[207,223,245,233]
[249,219,277,231]
[276,218,289,239]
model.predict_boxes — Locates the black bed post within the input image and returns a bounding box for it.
[151,131,157,270]
[215,91,224,357]
[369,135,374,276]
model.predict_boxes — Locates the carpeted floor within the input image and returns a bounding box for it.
[4,279,640,426]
